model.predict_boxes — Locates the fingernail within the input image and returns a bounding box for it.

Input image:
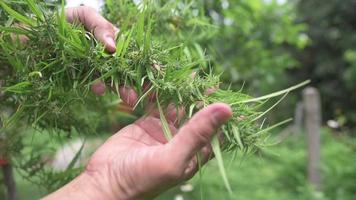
[212,111,225,125]
[105,36,116,49]
[212,105,232,125]
[91,82,106,96]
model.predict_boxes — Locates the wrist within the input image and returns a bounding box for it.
[42,171,121,200]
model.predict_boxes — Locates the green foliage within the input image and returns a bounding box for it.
[0,0,307,192]
[15,130,85,191]
[157,129,356,200]
[7,128,356,199]
[204,0,307,91]
[293,0,356,126]
[0,0,303,155]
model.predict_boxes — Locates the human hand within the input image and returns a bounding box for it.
[65,6,119,53]
[65,6,121,96]
[8,6,118,96]
[44,103,232,200]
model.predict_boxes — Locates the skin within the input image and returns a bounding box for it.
[65,6,119,54]
[43,6,233,200]
[44,103,232,200]
[66,6,119,96]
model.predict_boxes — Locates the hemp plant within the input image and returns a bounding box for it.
[0,0,308,192]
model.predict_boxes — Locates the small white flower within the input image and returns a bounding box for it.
[221,0,229,9]
[132,0,142,6]
[174,194,184,200]
[224,18,234,26]
[327,120,340,129]
[180,184,194,192]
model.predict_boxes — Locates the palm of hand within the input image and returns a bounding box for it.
[87,112,192,199]
[85,104,232,200]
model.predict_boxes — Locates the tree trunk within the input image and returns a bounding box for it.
[2,163,18,200]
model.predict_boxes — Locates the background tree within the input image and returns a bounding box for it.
[292,0,356,126]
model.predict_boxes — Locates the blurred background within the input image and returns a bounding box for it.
[1,0,356,199]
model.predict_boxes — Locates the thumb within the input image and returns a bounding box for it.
[168,103,232,162]
[65,6,119,53]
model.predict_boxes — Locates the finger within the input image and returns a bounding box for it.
[91,81,106,96]
[166,104,185,126]
[135,116,178,144]
[11,34,29,44]
[94,23,118,53]
[205,87,217,95]
[117,82,154,108]
[91,79,139,108]
[196,87,218,109]
[200,144,214,164]
[119,86,138,107]
[65,6,118,53]
[117,102,134,114]
[168,103,232,162]
[146,103,185,128]
[10,24,29,44]
[183,144,214,179]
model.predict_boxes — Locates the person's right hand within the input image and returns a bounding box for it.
[44,103,232,200]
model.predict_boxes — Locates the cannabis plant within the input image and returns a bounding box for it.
[0,0,308,191]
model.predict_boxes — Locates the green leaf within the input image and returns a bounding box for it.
[115,34,126,57]
[4,81,32,94]
[120,28,133,58]
[0,42,24,70]
[4,105,25,128]
[194,43,206,66]
[0,2,37,26]
[231,80,310,105]
[136,8,145,47]
[231,125,244,150]
[212,136,233,195]
[57,33,85,55]
[25,0,45,21]
[66,136,85,171]
[157,100,173,140]
[252,92,289,122]
[0,26,31,35]
[144,13,152,54]
[252,118,293,138]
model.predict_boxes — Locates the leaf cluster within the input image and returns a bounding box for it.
[0,0,308,191]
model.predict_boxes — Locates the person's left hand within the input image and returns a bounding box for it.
[65,6,119,54]
[10,6,119,96]
[65,6,122,96]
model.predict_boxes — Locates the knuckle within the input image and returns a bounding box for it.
[95,22,115,35]
[187,121,214,144]
[80,6,96,14]
[77,6,97,21]
[104,24,115,33]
